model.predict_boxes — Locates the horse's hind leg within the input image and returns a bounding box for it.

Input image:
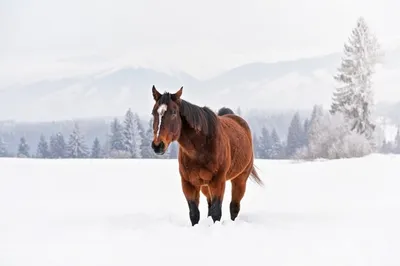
[230,169,251,221]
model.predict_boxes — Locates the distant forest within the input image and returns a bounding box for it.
[0,107,314,159]
[1,104,398,160]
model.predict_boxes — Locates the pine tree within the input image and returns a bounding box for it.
[143,118,155,158]
[394,128,400,154]
[109,118,125,154]
[91,137,102,158]
[270,128,283,159]
[258,126,272,159]
[0,136,8,157]
[50,132,66,158]
[17,137,30,158]
[36,134,50,158]
[66,123,89,158]
[252,132,259,158]
[122,109,143,158]
[286,112,304,157]
[306,105,328,158]
[303,118,310,146]
[330,17,381,141]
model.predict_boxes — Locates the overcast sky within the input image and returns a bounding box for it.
[1,0,399,84]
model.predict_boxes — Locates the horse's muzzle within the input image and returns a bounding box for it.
[152,141,165,155]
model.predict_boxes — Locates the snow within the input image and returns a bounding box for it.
[1,155,400,266]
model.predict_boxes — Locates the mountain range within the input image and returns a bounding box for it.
[1,46,400,122]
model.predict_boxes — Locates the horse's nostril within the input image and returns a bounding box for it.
[159,142,165,150]
[152,141,165,154]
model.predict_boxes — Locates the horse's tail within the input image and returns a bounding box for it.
[250,164,264,187]
[217,107,235,116]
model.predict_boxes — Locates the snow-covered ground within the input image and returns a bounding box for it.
[1,155,399,266]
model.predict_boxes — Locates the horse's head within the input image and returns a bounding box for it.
[150,85,183,155]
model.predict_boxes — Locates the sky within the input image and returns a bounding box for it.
[1,0,399,86]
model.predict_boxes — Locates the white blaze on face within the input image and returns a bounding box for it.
[156,104,168,138]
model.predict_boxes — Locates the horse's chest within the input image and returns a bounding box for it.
[183,164,214,186]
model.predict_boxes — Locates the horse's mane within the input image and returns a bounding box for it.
[158,92,219,136]
[179,99,219,136]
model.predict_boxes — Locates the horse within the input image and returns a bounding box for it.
[150,85,263,226]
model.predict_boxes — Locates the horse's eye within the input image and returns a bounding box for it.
[172,110,177,115]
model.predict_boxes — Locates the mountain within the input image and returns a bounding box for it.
[1,47,400,122]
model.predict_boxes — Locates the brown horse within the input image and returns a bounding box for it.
[150,85,263,226]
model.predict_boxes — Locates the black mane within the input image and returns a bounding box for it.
[157,92,219,136]
[217,107,235,116]
[179,99,218,136]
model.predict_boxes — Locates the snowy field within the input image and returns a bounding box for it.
[1,155,400,266]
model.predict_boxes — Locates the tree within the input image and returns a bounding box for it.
[109,118,125,154]
[0,136,8,157]
[66,123,89,158]
[122,109,143,158]
[303,118,310,146]
[252,132,259,158]
[36,134,50,158]
[296,110,372,160]
[17,137,30,158]
[330,17,381,142]
[143,117,156,158]
[270,128,283,159]
[394,128,400,154]
[91,137,102,158]
[286,112,304,157]
[50,132,66,158]
[258,126,271,159]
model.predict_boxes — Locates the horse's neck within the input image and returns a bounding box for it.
[177,126,214,159]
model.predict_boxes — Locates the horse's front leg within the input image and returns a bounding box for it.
[181,178,200,226]
[208,177,226,223]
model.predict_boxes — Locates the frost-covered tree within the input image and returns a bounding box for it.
[36,134,50,158]
[109,118,125,154]
[330,16,381,142]
[286,112,304,157]
[270,128,283,159]
[66,123,89,158]
[303,118,310,146]
[50,132,66,158]
[380,139,394,154]
[394,128,400,154]
[91,137,102,158]
[123,109,143,158]
[258,126,271,159]
[143,117,156,158]
[17,137,30,158]
[252,132,259,158]
[0,136,8,157]
[296,108,372,160]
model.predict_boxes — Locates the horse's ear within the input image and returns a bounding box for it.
[152,85,161,101]
[172,86,183,101]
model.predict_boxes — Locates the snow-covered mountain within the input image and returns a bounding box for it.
[1,47,400,122]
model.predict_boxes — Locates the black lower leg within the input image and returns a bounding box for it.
[207,200,211,217]
[209,198,222,222]
[187,200,200,226]
[230,201,240,221]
